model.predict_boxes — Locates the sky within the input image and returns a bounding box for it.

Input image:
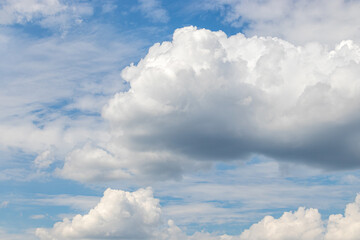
[1,0,360,239]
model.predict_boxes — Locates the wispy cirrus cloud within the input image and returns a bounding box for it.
[137,0,169,23]
[0,23,145,181]
[0,0,93,30]
[201,0,360,46]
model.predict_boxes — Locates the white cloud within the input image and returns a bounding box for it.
[0,0,93,29]
[240,194,360,240]
[57,144,131,183]
[0,201,9,208]
[35,188,360,240]
[35,187,240,240]
[36,187,162,240]
[34,149,54,169]
[0,0,66,24]
[59,26,360,182]
[0,24,143,180]
[31,214,46,220]
[239,207,324,240]
[202,0,360,46]
[325,194,360,240]
[137,0,169,23]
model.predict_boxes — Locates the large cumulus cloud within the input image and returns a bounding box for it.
[59,26,360,182]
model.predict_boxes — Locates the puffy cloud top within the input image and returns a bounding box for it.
[36,187,161,240]
[241,194,360,240]
[325,194,360,240]
[239,207,324,240]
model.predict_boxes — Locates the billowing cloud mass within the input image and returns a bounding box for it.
[325,194,360,240]
[60,26,360,182]
[36,187,235,240]
[36,189,360,240]
[239,208,324,240]
[241,194,360,240]
[36,188,162,240]
[202,0,360,46]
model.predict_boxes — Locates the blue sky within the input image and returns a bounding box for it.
[2,0,360,239]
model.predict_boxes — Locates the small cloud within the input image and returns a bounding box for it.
[30,214,45,220]
[34,150,54,169]
[137,0,169,23]
[56,144,131,183]
[102,2,117,14]
[0,0,93,31]
[341,174,360,184]
[0,201,9,208]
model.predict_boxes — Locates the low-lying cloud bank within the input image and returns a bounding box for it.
[58,26,360,182]
[36,188,360,240]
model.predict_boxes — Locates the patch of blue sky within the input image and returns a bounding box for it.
[0,203,69,231]
[84,0,247,47]
[214,162,238,171]
[244,155,265,165]
[284,175,338,186]
[10,23,53,39]
[84,0,247,40]
[158,196,184,206]
[36,98,102,118]
[163,0,245,36]
[0,177,104,232]
[77,1,173,45]
[286,169,360,187]
[203,200,243,210]
[0,148,36,167]
[180,221,251,236]
[0,179,100,202]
